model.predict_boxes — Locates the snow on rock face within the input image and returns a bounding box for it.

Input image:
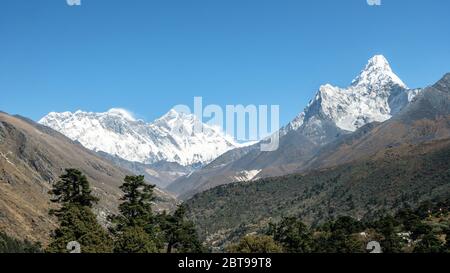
[287,55,421,133]
[232,169,262,182]
[351,55,407,89]
[280,112,305,136]
[39,108,241,166]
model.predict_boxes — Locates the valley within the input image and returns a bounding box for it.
[1,57,449,253]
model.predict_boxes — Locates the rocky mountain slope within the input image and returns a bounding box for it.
[0,112,176,244]
[184,73,450,246]
[294,55,420,134]
[253,73,450,178]
[169,55,422,198]
[186,138,450,247]
[97,151,194,189]
[39,108,241,167]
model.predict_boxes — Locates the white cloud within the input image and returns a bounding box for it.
[107,108,136,121]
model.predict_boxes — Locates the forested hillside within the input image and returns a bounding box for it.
[186,139,450,247]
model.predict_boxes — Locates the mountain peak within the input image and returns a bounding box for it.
[432,73,450,92]
[39,107,240,166]
[106,108,136,121]
[157,109,198,125]
[166,108,180,117]
[366,55,390,69]
[351,55,407,89]
[286,55,419,133]
[157,109,180,121]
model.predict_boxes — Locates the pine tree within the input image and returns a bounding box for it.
[268,217,314,253]
[109,175,160,253]
[445,228,450,253]
[159,205,203,253]
[373,215,404,253]
[47,169,113,253]
[113,226,157,253]
[322,229,365,253]
[111,176,155,229]
[413,232,444,253]
[47,205,113,253]
[49,169,99,207]
[226,235,282,253]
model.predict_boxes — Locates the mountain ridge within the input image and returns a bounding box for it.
[39,108,242,167]
[169,55,424,198]
[185,137,450,247]
[185,70,450,243]
[0,112,177,244]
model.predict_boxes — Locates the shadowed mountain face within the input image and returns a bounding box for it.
[184,74,450,247]
[185,138,450,247]
[96,151,194,189]
[167,130,324,199]
[433,73,450,91]
[0,113,176,244]
[168,56,424,199]
[297,73,450,172]
[177,73,450,196]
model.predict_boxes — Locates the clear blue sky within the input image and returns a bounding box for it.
[1,0,449,126]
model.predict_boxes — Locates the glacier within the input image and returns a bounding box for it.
[284,55,422,134]
[39,108,242,166]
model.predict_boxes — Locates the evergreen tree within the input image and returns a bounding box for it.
[111,175,155,229]
[396,208,421,232]
[49,169,99,207]
[331,216,364,234]
[113,226,157,253]
[312,217,365,253]
[268,217,313,253]
[414,232,444,253]
[109,175,159,253]
[0,232,42,253]
[373,215,404,253]
[159,205,203,253]
[445,228,450,253]
[322,229,365,253]
[47,169,113,253]
[226,235,282,253]
[410,222,432,240]
[47,205,113,253]
[444,227,450,253]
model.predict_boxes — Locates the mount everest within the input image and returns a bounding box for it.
[40,55,423,195]
[39,108,241,166]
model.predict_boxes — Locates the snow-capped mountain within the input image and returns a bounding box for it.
[166,55,430,198]
[169,55,427,198]
[284,55,421,139]
[39,108,241,166]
